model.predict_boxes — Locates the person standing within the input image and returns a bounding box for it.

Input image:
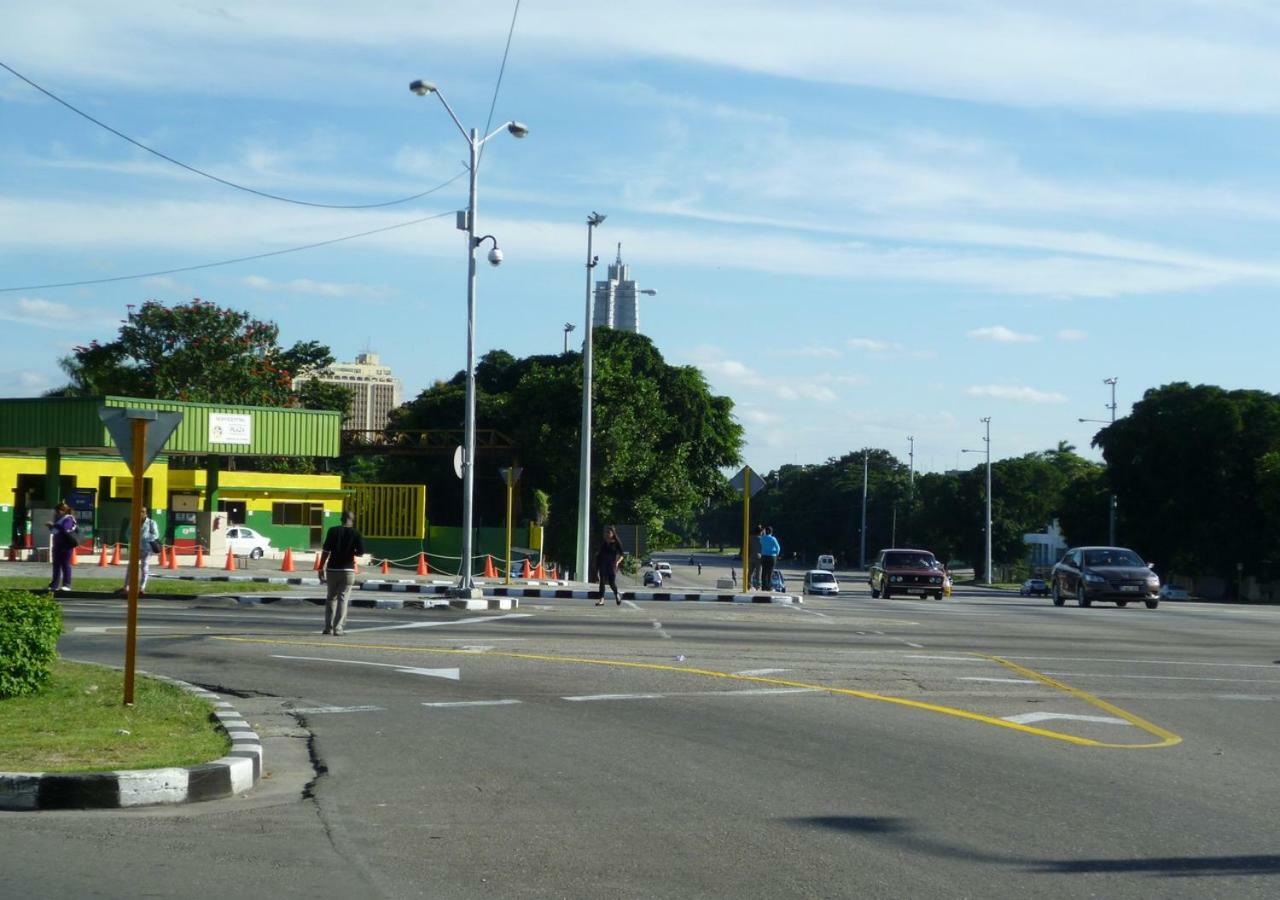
[759,525,781,592]
[319,511,364,635]
[46,502,78,592]
[114,507,159,597]
[748,524,763,589]
[595,525,624,606]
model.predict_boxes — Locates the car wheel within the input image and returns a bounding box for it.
[1076,585,1091,608]
[1116,600,1128,608]
[934,591,943,600]
[250,547,264,559]
[1051,583,1065,606]
[1145,599,1159,610]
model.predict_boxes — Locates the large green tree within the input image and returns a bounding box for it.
[385,329,743,565]
[51,299,350,416]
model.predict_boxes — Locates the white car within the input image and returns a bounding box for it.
[225,526,271,559]
[654,561,673,577]
[816,554,836,572]
[803,569,840,595]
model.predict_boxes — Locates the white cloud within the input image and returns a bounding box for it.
[965,385,1069,404]
[967,325,1039,343]
[241,275,390,299]
[0,297,85,327]
[1057,329,1088,341]
[847,338,900,352]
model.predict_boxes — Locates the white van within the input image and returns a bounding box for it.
[817,554,836,572]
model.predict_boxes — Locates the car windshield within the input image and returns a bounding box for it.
[810,572,834,583]
[1083,549,1145,567]
[884,552,937,569]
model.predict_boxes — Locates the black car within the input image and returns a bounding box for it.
[1050,546,1160,609]
[869,548,946,600]
[1019,578,1048,597]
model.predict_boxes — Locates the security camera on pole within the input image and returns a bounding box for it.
[410,78,528,596]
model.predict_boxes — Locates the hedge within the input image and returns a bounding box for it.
[0,590,63,699]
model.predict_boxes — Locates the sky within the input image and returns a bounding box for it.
[3,1,1279,475]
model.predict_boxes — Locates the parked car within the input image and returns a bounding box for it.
[1019,578,1049,597]
[654,561,673,577]
[816,554,836,572]
[1159,584,1190,600]
[643,570,663,587]
[803,569,840,596]
[869,548,946,600]
[1050,546,1160,609]
[225,526,271,559]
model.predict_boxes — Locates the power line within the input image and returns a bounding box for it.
[478,0,523,167]
[0,211,454,292]
[0,59,464,209]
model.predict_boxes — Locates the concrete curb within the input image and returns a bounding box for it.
[230,593,518,611]
[356,579,797,604]
[0,673,262,811]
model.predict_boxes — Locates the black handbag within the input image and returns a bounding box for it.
[149,540,162,554]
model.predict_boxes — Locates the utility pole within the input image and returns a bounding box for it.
[1104,377,1118,546]
[982,417,992,585]
[859,451,869,569]
[906,434,915,544]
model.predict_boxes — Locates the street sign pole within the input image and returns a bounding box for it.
[500,466,522,587]
[741,466,751,590]
[123,417,147,706]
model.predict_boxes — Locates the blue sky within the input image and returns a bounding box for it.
[3,1,1278,474]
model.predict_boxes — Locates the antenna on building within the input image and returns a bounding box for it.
[616,242,623,265]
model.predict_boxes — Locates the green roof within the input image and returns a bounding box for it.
[0,396,341,458]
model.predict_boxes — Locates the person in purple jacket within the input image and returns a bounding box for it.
[46,501,78,592]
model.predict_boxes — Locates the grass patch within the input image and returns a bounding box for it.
[0,659,230,773]
[0,576,293,595]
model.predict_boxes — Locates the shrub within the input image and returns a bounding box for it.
[0,590,63,699]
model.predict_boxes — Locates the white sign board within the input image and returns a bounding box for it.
[209,413,252,446]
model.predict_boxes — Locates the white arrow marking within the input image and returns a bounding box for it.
[343,612,531,634]
[272,655,459,680]
[1003,712,1129,726]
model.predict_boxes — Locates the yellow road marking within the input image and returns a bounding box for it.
[215,636,1182,749]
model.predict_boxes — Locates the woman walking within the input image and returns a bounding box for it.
[46,501,78,592]
[595,525,625,606]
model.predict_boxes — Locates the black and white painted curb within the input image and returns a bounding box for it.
[229,592,518,611]
[0,673,262,811]
[355,580,797,604]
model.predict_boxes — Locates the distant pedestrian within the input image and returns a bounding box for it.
[46,501,77,592]
[595,525,624,606]
[760,526,781,592]
[319,511,364,635]
[696,562,702,575]
[748,524,763,589]
[730,567,736,586]
[114,508,159,597]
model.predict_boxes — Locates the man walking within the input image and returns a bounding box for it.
[759,525,781,592]
[115,507,159,597]
[319,511,364,636]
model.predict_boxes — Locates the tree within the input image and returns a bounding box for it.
[385,330,743,564]
[52,299,349,416]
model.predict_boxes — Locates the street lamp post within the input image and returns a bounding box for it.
[859,451,869,569]
[563,322,576,354]
[575,212,606,581]
[1079,376,1119,546]
[410,79,528,593]
[962,417,992,584]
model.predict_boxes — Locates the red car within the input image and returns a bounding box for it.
[869,548,947,600]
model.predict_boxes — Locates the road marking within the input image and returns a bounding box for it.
[623,600,641,610]
[272,654,460,680]
[1005,655,1279,670]
[1004,712,1129,726]
[422,699,520,708]
[343,613,531,634]
[899,640,925,649]
[291,705,384,714]
[906,655,973,661]
[563,693,665,702]
[651,621,672,640]
[786,605,829,618]
[1043,671,1280,685]
[456,645,494,653]
[960,677,1037,684]
[219,636,1181,749]
[73,625,178,634]
[736,668,789,676]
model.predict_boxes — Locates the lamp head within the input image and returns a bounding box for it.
[409,80,437,96]
[588,211,606,227]
[507,121,530,138]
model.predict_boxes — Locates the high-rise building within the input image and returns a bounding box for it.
[593,244,648,334]
[296,351,402,432]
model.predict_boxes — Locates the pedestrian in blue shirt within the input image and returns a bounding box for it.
[759,526,781,592]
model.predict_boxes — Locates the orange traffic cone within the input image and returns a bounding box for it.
[194,545,205,568]
[313,551,323,570]
[98,545,109,567]
[416,552,428,576]
[534,561,545,579]
[381,558,390,574]
[484,555,497,578]
[70,546,78,566]
[224,548,236,571]
[110,543,122,566]
[521,558,531,578]
[166,546,178,569]
[281,547,295,572]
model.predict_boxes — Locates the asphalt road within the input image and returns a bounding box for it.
[4,558,1279,899]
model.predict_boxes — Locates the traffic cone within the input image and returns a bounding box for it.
[534,561,545,579]
[313,552,323,570]
[521,558,531,578]
[110,543,122,566]
[280,547,295,573]
[194,545,205,568]
[98,545,109,567]
[224,548,235,571]
[416,552,428,576]
[381,558,390,574]
[484,555,497,578]
[166,546,178,569]
[70,546,78,566]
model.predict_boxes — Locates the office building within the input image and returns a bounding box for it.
[593,244,649,334]
[297,352,402,432]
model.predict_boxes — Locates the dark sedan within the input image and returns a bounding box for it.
[1019,578,1049,597]
[1050,546,1160,609]
[870,548,946,600]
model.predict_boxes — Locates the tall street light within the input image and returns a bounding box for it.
[575,211,606,581]
[859,451,869,569]
[410,78,528,594]
[962,416,992,584]
[1079,376,1119,545]
[562,322,576,354]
